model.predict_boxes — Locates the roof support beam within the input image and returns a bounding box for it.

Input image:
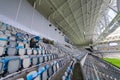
[94,13,120,45]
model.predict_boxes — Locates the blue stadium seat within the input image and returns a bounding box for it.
[38,67,46,80]
[27,71,38,80]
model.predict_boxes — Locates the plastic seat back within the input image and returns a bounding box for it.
[27,71,38,80]
[48,65,53,77]
[38,49,42,55]
[56,63,60,70]
[42,70,48,80]
[7,58,20,73]
[25,43,29,48]
[4,30,11,36]
[0,46,5,56]
[53,61,57,73]
[38,55,43,63]
[4,57,20,73]
[33,49,37,55]
[7,47,16,56]
[38,67,46,80]
[18,48,25,56]
[30,56,38,65]
[17,42,24,48]
[62,76,66,80]
[21,56,31,68]
[27,49,32,55]
[44,55,48,62]
[8,40,17,47]
[9,36,16,41]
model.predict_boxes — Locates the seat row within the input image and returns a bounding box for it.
[0,22,17,32]
[15,58,67,80]
[0,33,30,48]
[0,45,51,57]
[0,22,59,56]
[0,54,58,77]
[0,30,55,57]
[86,55,120,80]
[0,22,30,39]
[62,61,74,80]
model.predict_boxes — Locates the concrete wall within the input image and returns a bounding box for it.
[0,0,66,44]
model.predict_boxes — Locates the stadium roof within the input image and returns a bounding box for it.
[27,0,118,46]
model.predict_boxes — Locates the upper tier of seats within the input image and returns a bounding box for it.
[0,21,65,79]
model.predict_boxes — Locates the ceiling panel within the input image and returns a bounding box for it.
[27,0,110,46]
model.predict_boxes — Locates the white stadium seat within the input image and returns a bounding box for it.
[0,46,5,56]
[27,49,32,55]
[33,49,38,55]
[38,49,42,55]
[4,56,21,74]
[7,47,17,56]
[17,42,24,48]
[30,55,38,65]
[20,56,31,68]
[37,55,43,63]
[18,48,25,56]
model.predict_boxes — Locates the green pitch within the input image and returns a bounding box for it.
[103,58,120,68]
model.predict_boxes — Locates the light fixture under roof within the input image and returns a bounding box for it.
[109,42,118,46]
